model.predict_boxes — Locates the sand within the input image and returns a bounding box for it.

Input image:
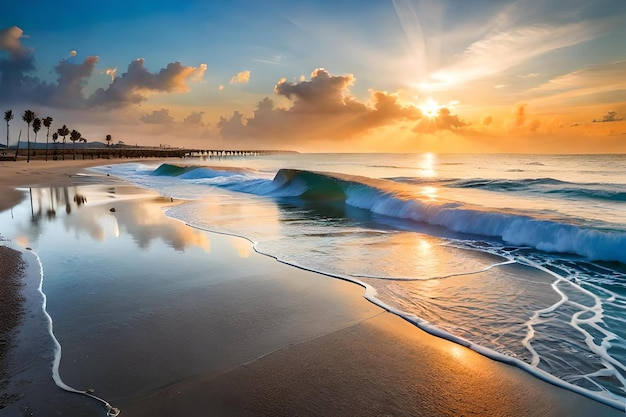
[0,158,139,212]
[0,157,624,416]
[0,246,25,408]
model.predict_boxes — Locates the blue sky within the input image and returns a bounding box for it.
[2,0,626,152]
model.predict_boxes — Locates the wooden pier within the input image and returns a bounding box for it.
[5,147,296,161]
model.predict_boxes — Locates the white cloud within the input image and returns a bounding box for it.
[418,20,602,92]
[229,70,250,84]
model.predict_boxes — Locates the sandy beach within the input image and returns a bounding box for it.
[1,157,624,417]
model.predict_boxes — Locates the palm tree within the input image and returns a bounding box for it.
[57,124,69,160]
[106,134,112,158]
[43,116,53,161]
[4,110,13,149]
[22,110,35,163]
[32,118,41,159]
[52,132,59,160]
[79,137,87,159]
[69,129,81,160]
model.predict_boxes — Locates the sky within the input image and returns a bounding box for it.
[2,0,626,153]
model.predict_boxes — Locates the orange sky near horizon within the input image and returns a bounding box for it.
[2,1,626,153]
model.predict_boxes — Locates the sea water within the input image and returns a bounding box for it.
[90,153,626,407]
[1,153,625,412]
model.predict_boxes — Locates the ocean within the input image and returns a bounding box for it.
[2,152,625,413]
[94,153,626,406]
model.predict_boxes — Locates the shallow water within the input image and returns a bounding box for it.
[0,184,384,413]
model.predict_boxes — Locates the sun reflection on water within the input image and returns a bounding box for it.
[420,186,438,200]
[418,152,436,177]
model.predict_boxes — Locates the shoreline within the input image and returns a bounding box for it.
[0,158,170,212]
[1,158,624,416]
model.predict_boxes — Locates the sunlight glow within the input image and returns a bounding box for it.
[420,186,438,200]
[448,343,469,361]
[418,98,443,119]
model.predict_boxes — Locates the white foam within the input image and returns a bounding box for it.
[26,248,120,416]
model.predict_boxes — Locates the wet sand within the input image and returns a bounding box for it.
[0,158,624,416]
[0,246,25,409]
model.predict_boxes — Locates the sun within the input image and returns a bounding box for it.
[418,98,443,119]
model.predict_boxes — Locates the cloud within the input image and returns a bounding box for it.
[140,108,175,124]
[0,26,39,100]
[0,26,28,58]
[229,70,250,84]
[217,68,423,147]
[482,116,493,126]
[218,84,225,91]
[88,59,207,107]
[418,19,602,92]
[527,60,626,106]
[514,103,526,127]
[413,107,468,133]
[594,111,623,123]
[0,26,206,109]
[104,67,117,81]
[0,47,100,108]
[273,68,365,114]
[191,64,207,82]
[183,111,204,126]
[519,72,540,79]
[506,103,542,132]
[50,56,99,106]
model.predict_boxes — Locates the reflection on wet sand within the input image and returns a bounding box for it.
[15,185,211,252]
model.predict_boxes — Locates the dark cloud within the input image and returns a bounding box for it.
[0,26,43,102]
[141,108,175,124]
[217,68,422,145]
[593,111,623,123]
[51,56,99,106]
[0,26,206,109]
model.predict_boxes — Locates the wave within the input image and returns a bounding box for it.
[445,177,626,202]
[153,163,195,177]
[151,165,626,264]
[390,175,626,202]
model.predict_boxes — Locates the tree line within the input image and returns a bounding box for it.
[3,109,112,162]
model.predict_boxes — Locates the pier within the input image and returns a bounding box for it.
[5,146,296,161]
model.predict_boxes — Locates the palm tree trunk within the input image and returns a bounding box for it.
[26,125,30,163]
[14,130,21,161]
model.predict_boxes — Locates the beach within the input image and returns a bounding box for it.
[0,157,624,417]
